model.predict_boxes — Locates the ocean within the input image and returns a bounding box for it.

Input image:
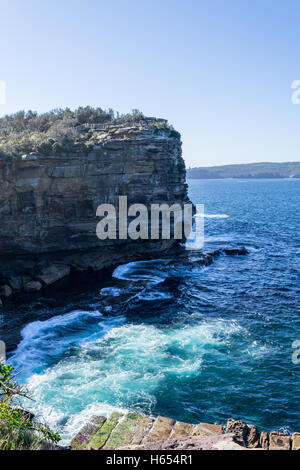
[2,179,300,444]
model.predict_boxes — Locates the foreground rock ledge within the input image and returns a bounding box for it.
[70,413,298,451]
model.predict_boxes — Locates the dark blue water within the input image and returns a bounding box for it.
[4,179,300,443]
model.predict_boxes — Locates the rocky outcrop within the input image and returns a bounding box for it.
[70,413,299,451]
[70,416,107,450]
[260,431,269,449]
[292,432,300,450]
[120,434,244,451]
[0,121,188,302]
[269,431,291,450]
[225,418,260,448]
[70,412,226,451]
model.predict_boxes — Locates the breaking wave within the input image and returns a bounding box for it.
[195,213,230,219]
[11,316,256,444]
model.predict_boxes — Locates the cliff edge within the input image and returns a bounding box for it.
[0,118,188,302]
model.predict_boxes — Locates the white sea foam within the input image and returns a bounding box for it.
[22,393,129,446]
[113,260,168,284]
[136,290,173,301]
[11,316,256,445]
[10,310,125,376]
[204,235,233,242]
[100,287,123,297]
[195,213,229,219]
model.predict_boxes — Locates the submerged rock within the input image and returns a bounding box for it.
[223,247,249,256]
[23,280,42,292]
[0,285,12,298]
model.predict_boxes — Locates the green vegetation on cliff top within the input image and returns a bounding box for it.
[0,107,173,159]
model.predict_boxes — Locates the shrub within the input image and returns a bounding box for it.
[36,139,55,156]
[0,361,60,450]
[0,107,173,158]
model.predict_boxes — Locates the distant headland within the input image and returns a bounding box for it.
[187,162,300,179]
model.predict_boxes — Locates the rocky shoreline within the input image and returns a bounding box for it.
[69,412,300,451]
[0,244,249,310]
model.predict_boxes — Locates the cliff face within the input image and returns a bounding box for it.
[0,122,188,299]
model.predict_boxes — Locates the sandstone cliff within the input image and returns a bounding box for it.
[0,120,188,302]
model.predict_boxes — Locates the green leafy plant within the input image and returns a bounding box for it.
[0,361,60,450]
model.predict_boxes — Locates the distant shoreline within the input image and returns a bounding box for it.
[187,161,300,179]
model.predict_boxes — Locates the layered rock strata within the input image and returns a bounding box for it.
[0,122,188,303]
[70,414,299,451]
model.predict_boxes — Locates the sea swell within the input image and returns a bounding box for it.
[3,179,300,444]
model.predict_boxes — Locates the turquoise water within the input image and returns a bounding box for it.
[3,179,300,443]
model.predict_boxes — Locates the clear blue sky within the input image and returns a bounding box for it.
[1,0,300,166]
